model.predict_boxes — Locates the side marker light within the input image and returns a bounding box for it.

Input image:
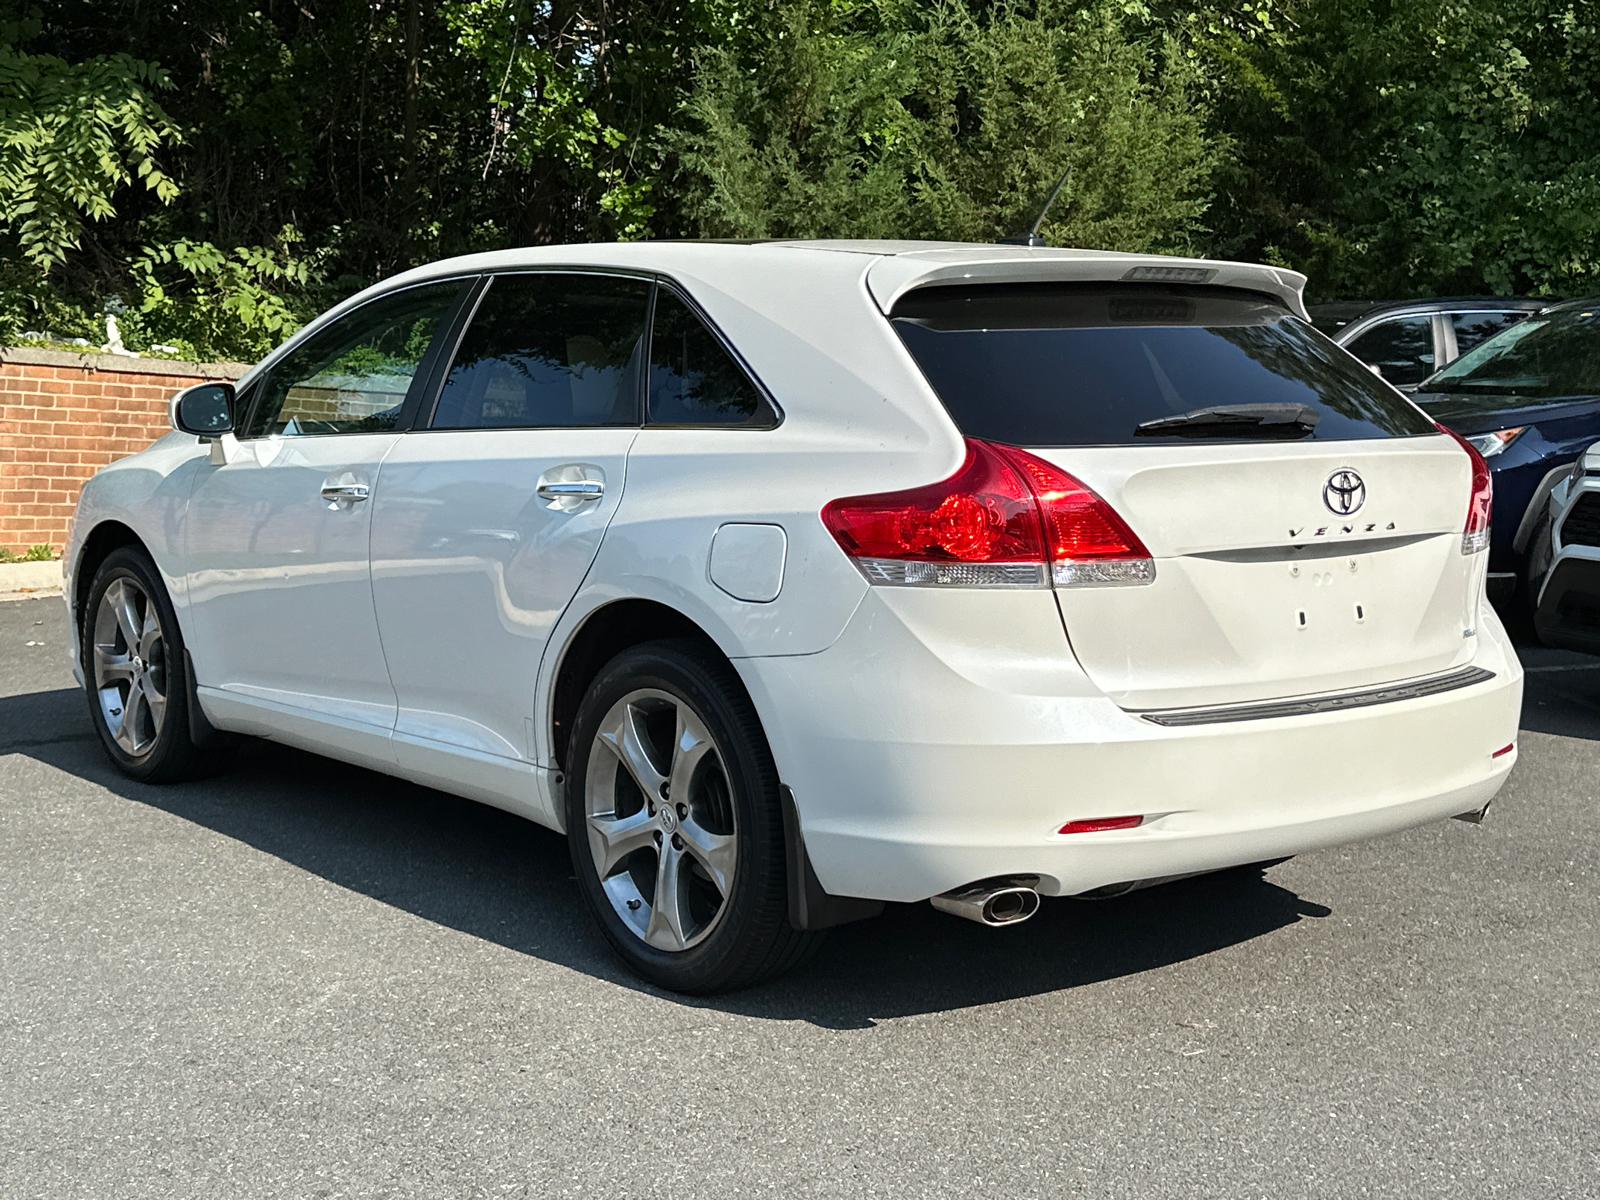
[1491,743,1514,759]
[1059,815,1144,835]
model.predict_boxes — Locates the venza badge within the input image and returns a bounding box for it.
[1323,468,1366,516]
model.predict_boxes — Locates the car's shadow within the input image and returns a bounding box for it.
[1494,594,1600,741]
[6,687,1332,1026]
[1515,662,1600,741]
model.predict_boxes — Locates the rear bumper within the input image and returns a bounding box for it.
[739,589,1523,903]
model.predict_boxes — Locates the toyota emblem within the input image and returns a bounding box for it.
[1323,469,1365,516]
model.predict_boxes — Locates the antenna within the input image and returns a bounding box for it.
[997,167,1072,247]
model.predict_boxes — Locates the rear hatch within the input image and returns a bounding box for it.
[890,282,1484,711]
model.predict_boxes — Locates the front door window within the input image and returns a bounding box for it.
[244,281,463,438]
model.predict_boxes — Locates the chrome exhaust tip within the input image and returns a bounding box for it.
[930,878,1042,926]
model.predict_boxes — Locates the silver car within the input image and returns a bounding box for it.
[1310,298,1545,389]
[1533,442,1600,650]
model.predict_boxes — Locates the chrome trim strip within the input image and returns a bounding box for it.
[1137,665,1497,727]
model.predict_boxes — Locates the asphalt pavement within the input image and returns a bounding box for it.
[2,595,1597,1198]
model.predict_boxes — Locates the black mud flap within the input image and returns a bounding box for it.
[1534,557,1600,654]
[185,650,240,750]
[780,785,884,932]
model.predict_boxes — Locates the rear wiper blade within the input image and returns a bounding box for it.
[1135,403,1320,437]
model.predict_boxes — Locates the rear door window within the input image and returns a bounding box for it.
[890,283,1436,447]
[1342,316,1436,386]
[429,272,652,429]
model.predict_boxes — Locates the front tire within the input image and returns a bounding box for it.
[565,639,821,993]
[81,546,231,782]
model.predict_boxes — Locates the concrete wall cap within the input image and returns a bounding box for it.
[0,345,250,379]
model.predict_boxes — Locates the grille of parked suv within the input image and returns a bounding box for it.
[1562,493,1600,549]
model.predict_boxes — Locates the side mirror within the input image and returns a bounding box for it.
[170,382,235,439]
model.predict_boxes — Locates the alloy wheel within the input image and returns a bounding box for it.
[584,688,738,951]
[92,576,169,756]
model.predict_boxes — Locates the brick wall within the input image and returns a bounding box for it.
[0,348,248,556]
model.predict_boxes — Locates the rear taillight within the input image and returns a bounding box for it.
[1438,424,1492,555]
[990,444,1156,587]
[822,438,1155,588]
[820,440,1046,587]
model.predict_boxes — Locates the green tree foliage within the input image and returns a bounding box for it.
[125,233,312,362]
[0,17,179,272]
[1196,0,1600,298]
[6,0,704,354]
[672,1,1221,252]
[3,0,1600,363]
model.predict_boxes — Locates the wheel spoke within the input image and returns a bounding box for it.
[138,601,162,659]
[107,580,141,650]
[139,673,166,739]
[586,807,658,879]
[667,705,715,803]
[678,814,735,898]
[598,703,667,798]
[93,644,134,683]
[118,678,147,753]
[645,841,690,950]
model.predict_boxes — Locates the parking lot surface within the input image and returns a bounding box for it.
[2,596,1597,1198]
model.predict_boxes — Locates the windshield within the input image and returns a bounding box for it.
[1419,303,1600,405]
[890,283,1436,446]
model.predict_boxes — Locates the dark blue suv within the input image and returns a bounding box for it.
[1411,298,1600,593]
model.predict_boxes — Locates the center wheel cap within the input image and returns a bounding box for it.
[658,805,679,833]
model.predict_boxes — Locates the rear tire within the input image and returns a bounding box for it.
[81,546,233,782]
[565,638,821,993]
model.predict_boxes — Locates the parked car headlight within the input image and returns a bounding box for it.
[1466,427,1526,458]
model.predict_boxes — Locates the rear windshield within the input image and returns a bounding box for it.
[890,283,1437,446]
[1417,303,1600,410]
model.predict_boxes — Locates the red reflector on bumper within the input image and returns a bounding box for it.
[1492,743,1515,759]
[1059,815,1143,835]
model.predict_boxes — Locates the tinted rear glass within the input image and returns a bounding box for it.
[890,284,1436,446]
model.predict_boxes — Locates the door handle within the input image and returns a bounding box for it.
[536,480,604,502]
[320,482,370,503]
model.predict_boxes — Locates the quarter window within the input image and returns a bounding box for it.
[244,282,462,438]
[430,273,652,429]
[648,289,772,426]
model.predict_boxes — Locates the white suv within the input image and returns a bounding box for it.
[65,240,1522,992]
